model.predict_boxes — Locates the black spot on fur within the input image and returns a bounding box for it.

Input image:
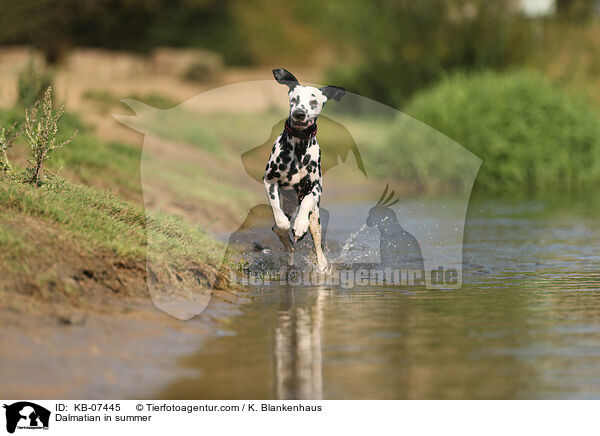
[298,174,313,197]
[280,153,291,164]
[295,139,308,158]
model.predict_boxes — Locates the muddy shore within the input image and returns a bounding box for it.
[1,287,247,399]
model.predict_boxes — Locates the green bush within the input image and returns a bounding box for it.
[397,70,600,193]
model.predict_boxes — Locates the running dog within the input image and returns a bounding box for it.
[263,68,345,271]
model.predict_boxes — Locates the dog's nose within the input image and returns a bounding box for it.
[292,110,306,120]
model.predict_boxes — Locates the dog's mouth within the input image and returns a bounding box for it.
[291,118,314,129]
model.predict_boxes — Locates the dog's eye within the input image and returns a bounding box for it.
[310,100,318,109]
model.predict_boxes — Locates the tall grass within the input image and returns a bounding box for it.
[398,70,600,193]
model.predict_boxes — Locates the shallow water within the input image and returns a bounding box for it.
[159,195,600,399]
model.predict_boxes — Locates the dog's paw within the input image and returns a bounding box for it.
[292,217,309,242]
[315,256,328,273]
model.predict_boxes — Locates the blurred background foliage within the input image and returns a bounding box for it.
[1,0,600,194]
[0,0,247,63]
[320,0,533,107]
[2,0,600,106]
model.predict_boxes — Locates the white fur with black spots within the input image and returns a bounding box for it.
[263,68,345,271]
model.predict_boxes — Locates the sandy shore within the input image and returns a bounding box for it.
[1,290,247,399]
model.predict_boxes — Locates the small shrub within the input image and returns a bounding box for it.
[396,70,600,193]
[24,87,78,185]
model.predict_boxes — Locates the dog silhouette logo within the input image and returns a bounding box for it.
[115,77,482,318]
[3,402,50,433]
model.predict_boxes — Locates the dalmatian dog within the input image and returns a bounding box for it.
[263,68,345,271]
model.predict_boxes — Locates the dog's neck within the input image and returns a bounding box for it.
[284,118,317,140]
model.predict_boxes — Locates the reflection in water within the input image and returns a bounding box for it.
[158,195,600,399]
[274,289,325,399]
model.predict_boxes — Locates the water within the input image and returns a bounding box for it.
[159,195,600,399]
[335,223,369,263]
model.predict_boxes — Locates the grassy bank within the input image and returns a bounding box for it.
[0,92,242,321]
[0,172,233,313]
[0,174,222,265]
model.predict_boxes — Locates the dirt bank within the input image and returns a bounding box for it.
[0,257,247,399]
[0,179,248,399]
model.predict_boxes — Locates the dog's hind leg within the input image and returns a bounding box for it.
[309,206,328,272]
[264,178,294,265]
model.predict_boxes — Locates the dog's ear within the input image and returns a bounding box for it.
[273,68,299,90]
[320,86,346,102]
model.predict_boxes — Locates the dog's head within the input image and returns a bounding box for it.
[273,68,345,130]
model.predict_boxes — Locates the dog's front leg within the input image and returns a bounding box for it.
[294,186,328,271]
[308,205,328,272]
[292,186,319,242]
[264,178,294,265]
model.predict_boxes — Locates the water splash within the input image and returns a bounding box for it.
[334,223,369,263]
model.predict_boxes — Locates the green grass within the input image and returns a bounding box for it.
[150,158,257,219]
[48,136,142,197]
[0,174,223,266]
[0,108,143,198]
[84,90,179,112]
[137,109,283,155]
[1,106,261,229]
[0,223,33,259]
[397,70,600,193]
